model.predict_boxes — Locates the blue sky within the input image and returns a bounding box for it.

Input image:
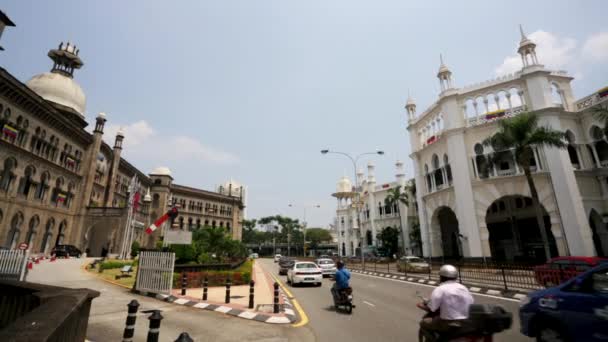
[2,1,607,227]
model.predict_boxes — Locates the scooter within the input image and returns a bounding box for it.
[416,293,512,342]
[330,278,354,314]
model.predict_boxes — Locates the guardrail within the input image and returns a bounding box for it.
[0,280,99,341]
[346,258,589,292]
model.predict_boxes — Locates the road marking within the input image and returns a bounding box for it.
[270,273,294,298]
[363,300,376,307]
[291,299,309,328]
[352,272,520,303]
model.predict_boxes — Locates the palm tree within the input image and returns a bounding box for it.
[592,105,608,137]
[384,185,410,255]
[482,112,566,261]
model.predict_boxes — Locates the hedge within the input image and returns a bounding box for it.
[172,260,253,288]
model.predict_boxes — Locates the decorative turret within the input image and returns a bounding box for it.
[518,25,539,68]
[48,41,83,78]
[395,160,405,185]
[437,54,454,92]
[94,112,106,134]
[114,127,124,149]
[405,93,417,121]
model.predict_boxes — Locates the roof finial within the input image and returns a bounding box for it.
[519,24,526,40]
[440,53,444,66]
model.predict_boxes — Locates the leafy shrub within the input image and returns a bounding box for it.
[130,241,140,258]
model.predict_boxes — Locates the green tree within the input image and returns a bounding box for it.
[305,228,333,253]
[377,226,400,258]
[241,219,257,244]
[130,241,140,258]
[483,112,566,261]
[259,215,302,255]
[592,105,608,137]
[384,185,410,254]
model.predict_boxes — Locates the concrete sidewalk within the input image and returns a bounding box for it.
[26,257,313,341]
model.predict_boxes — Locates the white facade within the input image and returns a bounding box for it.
[333,161,417,257]
[407,27,608,261]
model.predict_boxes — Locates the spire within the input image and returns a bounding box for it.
[437,53,454,92]
[519,24,526,40]
[405,89,417,121]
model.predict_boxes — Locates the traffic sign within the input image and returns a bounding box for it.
[18,242,28,250]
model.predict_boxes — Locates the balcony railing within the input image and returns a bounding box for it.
[467,105,527,127]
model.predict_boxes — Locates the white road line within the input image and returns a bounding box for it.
[363,300,376,307]
[352,272,520,303]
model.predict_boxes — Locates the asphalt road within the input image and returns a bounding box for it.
[258,258,533,342]
[27,258,315,342]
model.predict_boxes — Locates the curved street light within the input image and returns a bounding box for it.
[320,149,384,265]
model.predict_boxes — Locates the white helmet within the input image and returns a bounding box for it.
[439,264,458,279]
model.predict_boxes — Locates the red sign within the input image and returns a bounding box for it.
[18,242,28,250]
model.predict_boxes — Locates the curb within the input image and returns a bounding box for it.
[350,269,529,300]
[131,287,298,324]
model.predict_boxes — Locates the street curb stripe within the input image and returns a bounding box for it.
[348,268,530,301]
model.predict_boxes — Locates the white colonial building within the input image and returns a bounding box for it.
[333,161,417,257]
[407,27,608,262]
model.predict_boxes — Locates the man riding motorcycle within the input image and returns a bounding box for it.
[419,265,474,336]
[331,260,351,300]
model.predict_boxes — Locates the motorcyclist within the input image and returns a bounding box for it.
[331,260,351,301]
[419,264,474,336]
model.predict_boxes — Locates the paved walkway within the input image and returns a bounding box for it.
[175,260,276,310]
[26,258,314,341]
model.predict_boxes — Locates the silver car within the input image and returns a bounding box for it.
[315,258,336,277]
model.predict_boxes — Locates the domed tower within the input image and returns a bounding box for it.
[518,25,539,68]
[26,42,86,123]
[437,54,454,92]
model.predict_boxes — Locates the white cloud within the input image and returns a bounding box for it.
[582,32,608,61]
[103,120,238,165]
[495,30,577,76]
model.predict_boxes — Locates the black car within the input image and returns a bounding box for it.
[278,257,295,275]
[51,245,82,258]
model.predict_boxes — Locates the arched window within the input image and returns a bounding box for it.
[25,215,40,247]
[66,182,75,207]
[51,177,65,205]
[212,220,216,228]
[18,165,36,197]
[444,154,452,184]
[0,157,17,192]
[565,130,580,168]
[40,218,55,253]
[196,219,201,229]
[187,217,193,230]
[6,212,24,249]
[179,217,184,229]
[55,221,67,246]
[219,221,224,228]
[550,83,562,105]
[152,194,160,208]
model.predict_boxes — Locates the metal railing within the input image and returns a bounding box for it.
[0,249,29,281]
[346,258,590,292]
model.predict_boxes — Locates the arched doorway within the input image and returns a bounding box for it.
[434,207,461,258]
[589,209,607,257]
[486,195,557,262]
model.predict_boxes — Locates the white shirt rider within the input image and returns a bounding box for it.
[428,280,474,320]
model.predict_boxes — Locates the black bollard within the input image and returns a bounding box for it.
[202,276,208,301]
[225,276,231,304]
[273,282,279,313]
[248,280,255,309]
[174,332,194,342]
[145,310,163,342]
[122,300,140,342]
[181,272,187,296]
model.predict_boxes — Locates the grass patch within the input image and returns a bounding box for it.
[87,262,137,288]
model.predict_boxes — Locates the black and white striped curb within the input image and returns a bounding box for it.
[131,289,298,324]
[350,269,529,301]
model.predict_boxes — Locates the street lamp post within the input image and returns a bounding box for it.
[289,203,321,256]
[321,149,384,266]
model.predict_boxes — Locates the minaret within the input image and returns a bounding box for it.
[104,128,125,207]
[437,54,454,92]
[518,25,540,68]
[395,160,406,186]
[405,93,417,122]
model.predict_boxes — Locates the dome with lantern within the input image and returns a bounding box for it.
[217,179,243,196]
[150,166,172,176]
[26,42,86,117]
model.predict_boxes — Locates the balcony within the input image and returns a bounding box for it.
[471,148,543,180]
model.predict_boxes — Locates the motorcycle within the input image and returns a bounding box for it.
[330,278,354,314]
[416,293,512,342]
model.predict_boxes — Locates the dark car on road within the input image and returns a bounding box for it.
[520,262,608,342]
[533,256,608,287]
[51,244,82,258]
[278,257,295,275]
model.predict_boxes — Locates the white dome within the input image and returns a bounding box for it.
[336,176,352,193]
[151,166,172,176]
[26,72,86,116]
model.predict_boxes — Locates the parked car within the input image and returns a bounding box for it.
[315,258,336,277]
[397,256,430,273]
[51,245,82,258]
[287,261,323,286]
[249,253,259,259]
[533,256,608,287]
[273,254,282,262]
[278,257,295,275]
[520,262,608,341]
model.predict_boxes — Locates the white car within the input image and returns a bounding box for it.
[287,262,323,286]
[315,258,336,277]
[273,254,282,262]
